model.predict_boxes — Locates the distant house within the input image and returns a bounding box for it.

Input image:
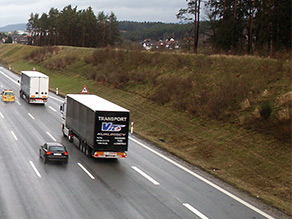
[13,31,30,44]
[142,39,152,51]
[143,38,180,50]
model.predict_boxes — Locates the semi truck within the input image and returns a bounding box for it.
[60,94,130,158]
[19,71,49,104]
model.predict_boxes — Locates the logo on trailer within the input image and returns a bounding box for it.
[102,122,125,132]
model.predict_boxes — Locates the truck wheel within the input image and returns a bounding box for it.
[85,145,88,156]
[85,145,92,158]
[62,126,66,137]
[68,134,73,142]
[81,142,85,153]
[83,144,88,156]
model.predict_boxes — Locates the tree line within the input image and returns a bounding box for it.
[27,5,120,47]
[178,0,291,55]
[119,21,195,41]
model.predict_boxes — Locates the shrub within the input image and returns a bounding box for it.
[45,55,77,70]
[259,101,272,120]
[25,46,59,63]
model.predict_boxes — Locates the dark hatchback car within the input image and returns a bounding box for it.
[39,142,68,164]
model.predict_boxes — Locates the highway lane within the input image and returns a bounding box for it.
[0,66,283,219]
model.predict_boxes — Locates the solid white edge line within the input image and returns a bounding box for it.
[183,203,209,219]
[0,70,19,85]
[48,106,57,112]
[0,112,4,119]
[29,161,42,178]
[129,136,275,219]
[132,166,160,185]
[46,132,56,141]
[11,131,18,140]
[28,113,35,120]
[78,163,95,179]
[16,101,21,105]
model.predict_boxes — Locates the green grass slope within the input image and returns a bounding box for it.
[0,44,291,215]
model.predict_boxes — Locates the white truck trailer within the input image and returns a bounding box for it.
[19,71,49,104]
[60,94,130,158]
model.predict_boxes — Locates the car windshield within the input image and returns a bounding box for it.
[49,146,65,153]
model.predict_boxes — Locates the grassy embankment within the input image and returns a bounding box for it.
[0,44,291,215]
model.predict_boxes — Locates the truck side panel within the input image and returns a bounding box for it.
[66,96,96,147]
[21,73,30,96]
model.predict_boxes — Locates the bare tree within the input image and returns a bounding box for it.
[177,0,202,53]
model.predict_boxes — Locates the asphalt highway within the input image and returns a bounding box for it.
[0,66,282,219]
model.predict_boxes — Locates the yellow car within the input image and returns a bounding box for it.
[1,89,15,102]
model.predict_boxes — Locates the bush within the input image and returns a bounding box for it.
[259,101,272,120]
[45,55,77,70]
[25,46,59,63]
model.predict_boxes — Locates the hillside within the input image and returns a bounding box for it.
[0,23,26,32]
[0,44,291,215]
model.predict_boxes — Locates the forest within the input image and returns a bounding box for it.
[204,0,291,55]
[26,1,291,56]
[27,5,120,47]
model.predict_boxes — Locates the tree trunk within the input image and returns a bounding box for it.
[232,0,238,54]
[193,0,198,53]
[196,0,201,50]
[248,0,256,54]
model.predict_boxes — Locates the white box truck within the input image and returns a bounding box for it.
[19,71,49,104]
[60,94,130,158]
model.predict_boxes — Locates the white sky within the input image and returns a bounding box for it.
[0,0,188,27]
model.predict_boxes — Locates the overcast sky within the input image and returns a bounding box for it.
[0,0,189,27]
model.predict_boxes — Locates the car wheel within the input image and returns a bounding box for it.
[64,160,68,165]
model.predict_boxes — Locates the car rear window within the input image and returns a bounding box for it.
[5,92,14,95]
[49,146,66,153]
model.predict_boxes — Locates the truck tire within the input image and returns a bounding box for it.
[85,145,92,158]
[62,129,66,137]
[68,133,73,142]
[62,125,66,137]
[81,141,86,153]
